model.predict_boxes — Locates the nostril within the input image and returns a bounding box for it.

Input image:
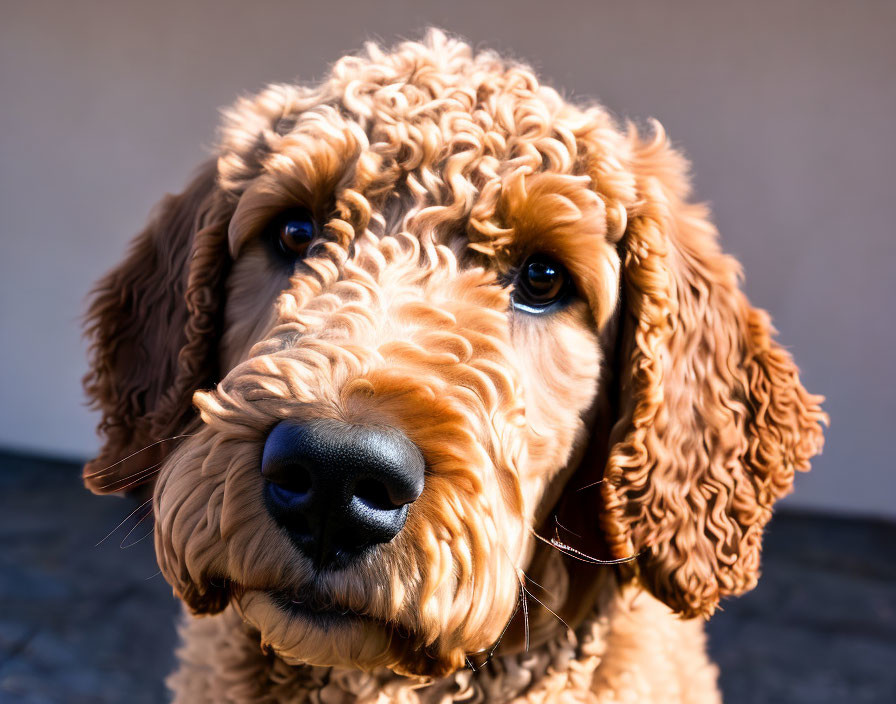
[272,465,313,496]
[353,477,397,511]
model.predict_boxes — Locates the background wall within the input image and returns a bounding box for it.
[1,0,893,517]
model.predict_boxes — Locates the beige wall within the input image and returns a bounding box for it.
[1,0,893,517]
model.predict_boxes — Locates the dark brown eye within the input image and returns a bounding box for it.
[270,209,316,260]
[513,254,571,313]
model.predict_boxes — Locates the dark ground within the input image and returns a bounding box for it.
[1,450,894,703]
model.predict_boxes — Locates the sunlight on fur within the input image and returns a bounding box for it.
[82,29,826,703]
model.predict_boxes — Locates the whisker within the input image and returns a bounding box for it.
[467,587,522,670]
[467,527,605,671]
[553,515,582,539]
[119,505,155,548]
[575,478,604,491]
[518,570,553,599]
[97,462,163,493]
[120,523,155,549]
[531,529,641,565]
[519,578,530,652]
[522,585,569,633]
[83,434,195,478]
[95,498,152,547]
[466,543,529,669]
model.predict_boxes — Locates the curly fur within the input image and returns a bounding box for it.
[82,30,825,703]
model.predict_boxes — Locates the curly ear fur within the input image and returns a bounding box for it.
[83,161,231,494]
[599,123,827,617]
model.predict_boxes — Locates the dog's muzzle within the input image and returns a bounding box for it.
[261,418,425,569]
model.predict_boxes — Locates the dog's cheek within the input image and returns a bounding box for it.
[154,434,232,612]
[219,244,292,372]
[154,425,281,612]
[511,306,602,501]
[391,436,524,657]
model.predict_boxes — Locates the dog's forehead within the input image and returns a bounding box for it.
[224,42,568,152]
[217,41,616,213]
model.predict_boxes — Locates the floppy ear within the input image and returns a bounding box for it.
[83,161,232,494]
[598,123,827,617]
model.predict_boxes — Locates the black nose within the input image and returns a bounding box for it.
[260,419,425,568]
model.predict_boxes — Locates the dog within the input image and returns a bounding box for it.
[82,30,826,703]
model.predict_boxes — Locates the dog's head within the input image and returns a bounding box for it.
[83,32,825,677]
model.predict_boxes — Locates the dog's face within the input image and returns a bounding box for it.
[83,33,825,677]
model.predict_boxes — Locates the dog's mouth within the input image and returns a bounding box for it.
[261,584,422,647]
[268,587,386,630]
[230,585,459,676]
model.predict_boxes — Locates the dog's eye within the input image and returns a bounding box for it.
[512,254,571,313]
[269,209,317,260]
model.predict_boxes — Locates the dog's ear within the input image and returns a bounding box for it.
[598,122,827,617]
[83,161,232,494]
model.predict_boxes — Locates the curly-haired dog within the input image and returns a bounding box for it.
[83,31,826,703]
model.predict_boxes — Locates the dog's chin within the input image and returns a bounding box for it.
[235,589,463,678]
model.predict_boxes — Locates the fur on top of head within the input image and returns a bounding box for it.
[83,29,825,677]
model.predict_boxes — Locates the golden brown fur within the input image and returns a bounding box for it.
[83,30,825,703]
